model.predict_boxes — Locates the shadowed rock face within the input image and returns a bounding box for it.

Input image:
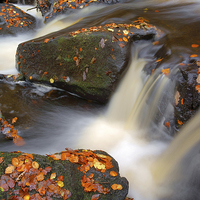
[0,150,129,199]
[0,3,36,35]
[16,20,160,103]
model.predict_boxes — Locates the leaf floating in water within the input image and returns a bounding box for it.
[99,38,105,48]
[153,41,159,45]
[123,37,128,42]
[123,30,129,35]
[83,71,86,81]
[108,28,114,32]
[161,68,170,75]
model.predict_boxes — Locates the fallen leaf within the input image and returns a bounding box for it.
[153,41,159,45]
[50,172,56,179]
[99,38,105,48]
[91,194,100,200]
[12,157,19,167]
[190,54,198,58]
[164,121,170,128]
[119,43,125,48]
[191,44,199,48]
[44,38,49,43]
[110,171,118,177]
[111,55,116,61]
[50,78,54,83]
[90,57,96,64]
[111,184,123,190]
[177,120,183,125]
[161,68,170,75]
[57,181,64,188]
[83,71,86,81]
[196,85,200,93]
[32,161,39,169]
[12,117,17,124]
[0,157,4,163]
[5,165,15,174]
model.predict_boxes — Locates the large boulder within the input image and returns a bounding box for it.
[0,3,36,36]
[0,149,128,199]
[16,19,161,103]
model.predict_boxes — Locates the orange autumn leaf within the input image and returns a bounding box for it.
[36,172,45,181]
[24,194,30,200]
[190,54,198,58]
[153,41,159,45]
[177,120,183,125]
[164,121,170,128]
[0,157,4,163]
[118,38,123,41]
[44,38,49,43]
[191,44,199,48]
[80,47,82,51]
[43,71,48,75]
[32,161,39,169]
[123,37,128,42]
[61,152,70,160]
[196,85,200,93]
[5,165,15,174]
[12,117,17,124]
[12,157,19,167]
[161,68,170,75]
[181,98,184,105]
[73,56,78,61]
[111,184,123,190]
[29,76,32,80]
[110,171,118,177]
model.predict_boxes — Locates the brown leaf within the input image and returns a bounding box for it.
[0,157,4,164]
[119,43,125,48]
[90,57,96,64]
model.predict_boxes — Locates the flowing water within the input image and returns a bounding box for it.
[1,0,200,199]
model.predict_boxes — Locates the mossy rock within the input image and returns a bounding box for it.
[16,20,159,103]
[0,3,36,36]
[0,149,128,199]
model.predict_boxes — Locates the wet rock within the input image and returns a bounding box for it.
[16,19,160,103]
[0,3,36,36]
[174,58,200,130]
[0,149,129,199]
[37,0,129,23]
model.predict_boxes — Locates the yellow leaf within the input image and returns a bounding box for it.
[5,165,15,174]
[57,181,64,188]
[50,172,56,179]
[93,158,105,170]
[24,194,30,200]
[50,78,54,83]
[111,184,123,190]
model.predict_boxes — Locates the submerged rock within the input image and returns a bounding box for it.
[0,149,128,199]
[0,3,36,36]
[16,19,160,103]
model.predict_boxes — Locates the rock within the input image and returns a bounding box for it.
[37,0,123,23]
[174,58,200,130]
[0,149,128,199]
[0,3,36,36]
[16,19,160,103]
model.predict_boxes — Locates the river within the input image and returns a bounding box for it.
[1,0,200,199]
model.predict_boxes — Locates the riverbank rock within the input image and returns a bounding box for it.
[0,149,128,199]
[174,58,200,130]
[37,0,121,23]
[16,19,161,103]
[0,3,36,36]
